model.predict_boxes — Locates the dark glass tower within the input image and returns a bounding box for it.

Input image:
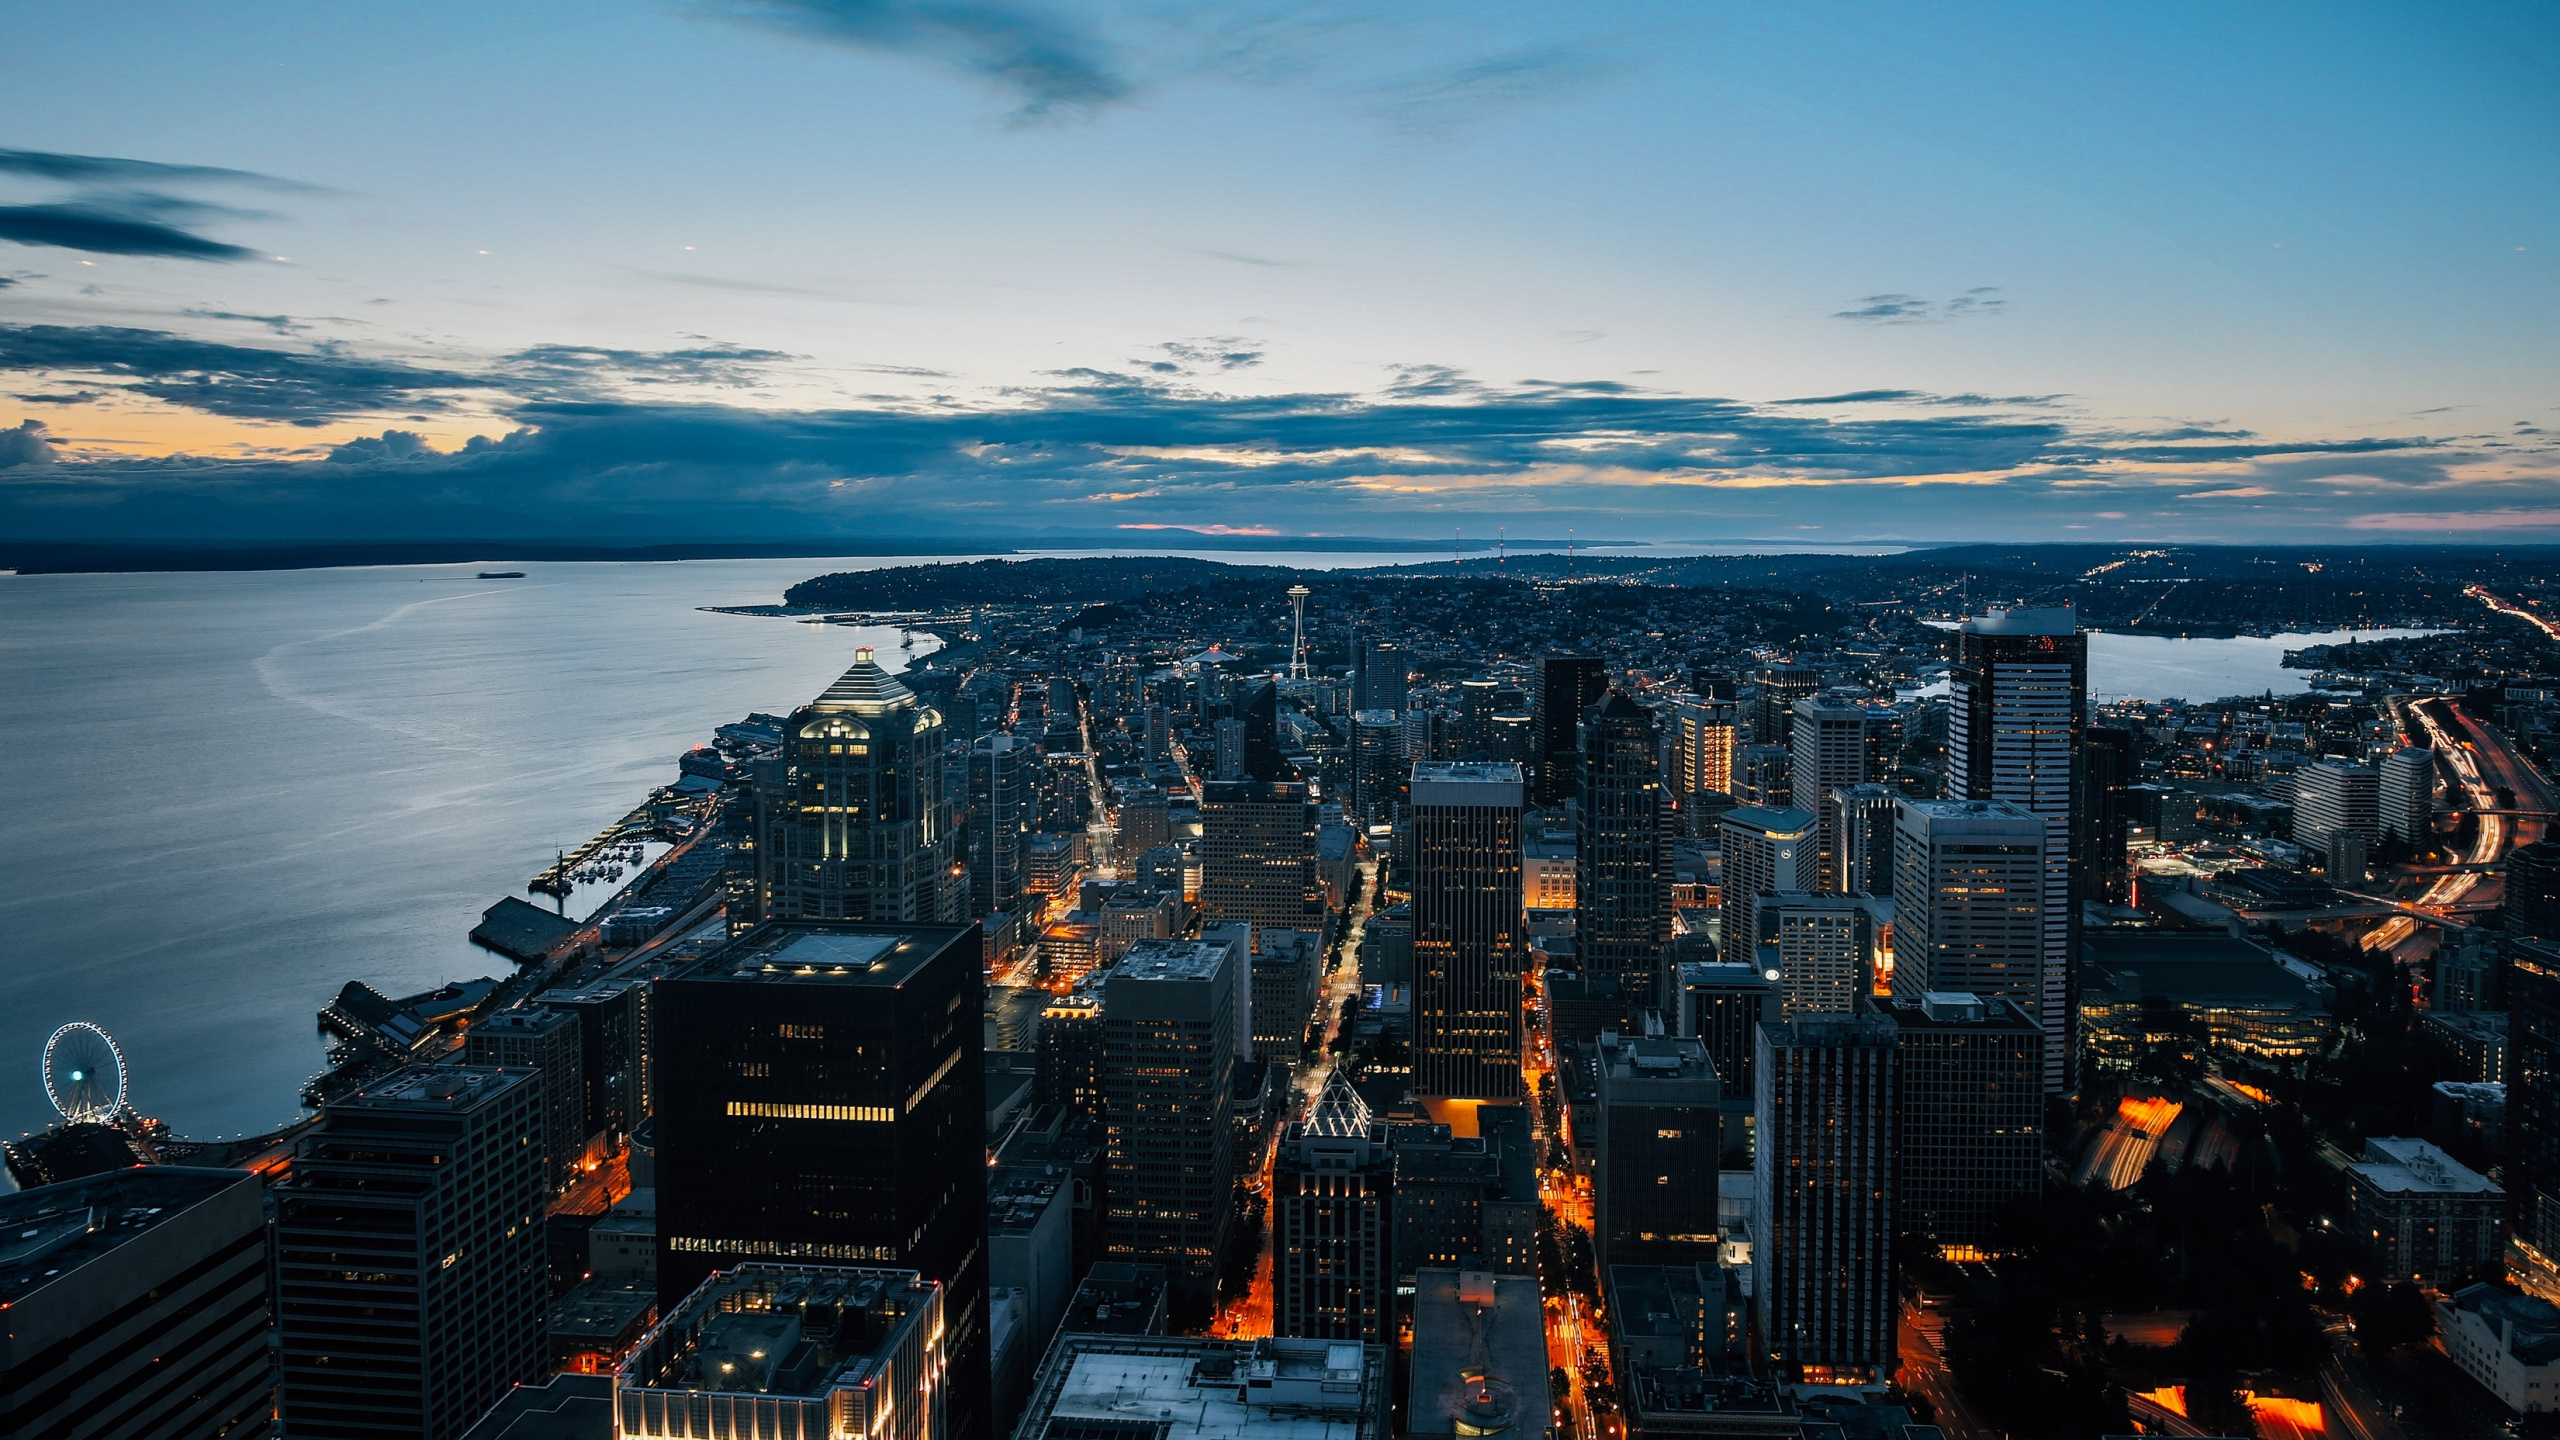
[1272,1074,1393,1342]
[654,921,991,1440]
[757,647,960,925]
[2084,726,2137,905]
[1411,762,1527,1099]
[1532,656,1606,805]
[1577,691,1671,1020]
[2511,938,2560,1295]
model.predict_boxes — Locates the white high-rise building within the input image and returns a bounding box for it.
[2295,760,2382,850]
[1790,696,1869,894]
[2379,747,2436,845]
[1718,806,1816,969]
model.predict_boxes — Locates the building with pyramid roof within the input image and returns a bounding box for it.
[755,646,963,925]
[1273,1073,1394,1342]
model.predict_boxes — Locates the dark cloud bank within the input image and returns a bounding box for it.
[1,320,2533,545]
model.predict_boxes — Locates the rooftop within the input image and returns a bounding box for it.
[2449,1283,2560,1365]
[0,1165,257,1306]
[338,1065,533,1113]
[455,1373,614,1440]
[2352,1137,2499,1198]
[1409,1270,1549,1440]
[679,922,974,988]
[1960,605,2077,637]
[619,1264,938,1402]
[1115,939,1233,983]
[1022,1335,1384,1440]
[811,648,918,715]
[1721,805,1814,835]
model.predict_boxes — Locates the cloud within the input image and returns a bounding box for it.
[184,309,310,335]
[1150,338,1264,374]
[0,323,494,424]
[703,0,1132,120]
[1363,43,1609,135]
[0,148,313,261]
[0,202,258,260]
[0,148,313,190]
[1834,288,2008,325]
[498,343,796,393]
[0,418,54,467]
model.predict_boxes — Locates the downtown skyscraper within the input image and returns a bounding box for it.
[1578,692,1671,1017]
[756,647,961,925]
[1411,761,1527,1099]
[1946,607,2085,1091]
[1532,656,1607,805]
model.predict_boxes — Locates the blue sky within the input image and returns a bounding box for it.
[1,1,2554,543]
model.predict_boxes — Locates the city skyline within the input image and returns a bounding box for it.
[3,6,2557,543]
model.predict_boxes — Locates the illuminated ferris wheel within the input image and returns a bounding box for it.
[42,1022,129,1126]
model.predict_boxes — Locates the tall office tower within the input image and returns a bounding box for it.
[2084,726,2138,904]
[1353,637,1409,716]
[1755,892,1876,1017]
[1237,679,1284,782]
[1487,709,1536,768]
[1677,961,1780,1164]
[533,979,643,1147]
[1946,608,2084,1087]
[1790,697,1870,890]
[1252,937,1322,1062]
[2380,746,2436,845]
[1112,792,1168,868]
[1579,692,1673,1016]
[1103,940,1239,1312]
[1731,744,1793,808]
[1035,986,1108,1117]
[1460,678,1502,757]
[2512,939,2560,1294]
[1404,707,1444,762]
[1718,806,1816,977]
[1884,992,2042,1251]
[758,646,959,925]
[1143,704,1171,761]
[1199,778,1324,948]
[1753,1013,1898,1387]
[1751,665,1821,744]
[1830,784,1901,895]
[1351,711,1406,822]
[465,1007,586,1192]
[0,1167,272,1440]
[2295,760,2382,852]
[1593,1034,1723,1272]
[1213,717,1247,780]
[1412,762,1529,1099]
[1691,668,1738,701]
[1532,656,1608,805]
[970,733,1033,918]
[1671,695,1740,798]
[2513,841,2560,940]
[617,1265,948,1440]
[278,1068,548,1440]
[1272,1075,1394,1342]
[1891,799,2055,1090]
[654,922,991,1440]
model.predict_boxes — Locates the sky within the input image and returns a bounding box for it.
[0,0,2555,545]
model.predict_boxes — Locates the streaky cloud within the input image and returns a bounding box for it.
[704,0,1132,120]
[0,203,257,260]
[0,148,315,190]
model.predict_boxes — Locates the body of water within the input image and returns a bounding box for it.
[2086,627,2443,702]
[0,552,2442,1150]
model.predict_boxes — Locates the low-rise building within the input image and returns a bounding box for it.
[1410,1270,1549,1440]
[2345,1137,2504,1287]
[1014,1334,1388,1440]
[2079,932,2333,1069]
[2439,1284,2560,1414]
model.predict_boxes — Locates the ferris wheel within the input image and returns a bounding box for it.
[42,1022,129,1126]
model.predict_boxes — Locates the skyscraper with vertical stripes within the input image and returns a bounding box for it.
[1946,606,2084,1092]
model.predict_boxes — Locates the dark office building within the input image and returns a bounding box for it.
[970,733,1035,919]
[1199,778,1325,948]
[1272,1075,1394,1343]
[2511,840,2560,941]
[1532,656,1607,804]
[756,646,961,926]
[1102,939,1239,1314]
[1411,762,1528,1099]
[1353,635,1408,716]
[1753,1013,1898,1387]
[2083,725,2136,905]
[532,979,644,1146]
[465,1007,585,1192]
[1751,665,1821,746]
[278,1067,549,1440]
[0,1167,272,1440]
[1578,692,1672,1019]
[1594,1034,1723,1273]
[1883,992,2043,1250]
[2512,938,2560,1286]
[1234,678,1284,783]
[1678,961,1780,1165]
[653,921,992,1440]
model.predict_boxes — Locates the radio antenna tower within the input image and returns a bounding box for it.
[1286,584,1311,680]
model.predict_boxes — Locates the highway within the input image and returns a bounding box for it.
[2359,696,2550,954]
[1521,966,1607,1440]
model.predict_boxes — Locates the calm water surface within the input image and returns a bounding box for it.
[0,552,2434,1152]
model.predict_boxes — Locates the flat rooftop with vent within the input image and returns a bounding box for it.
[614,1264,945,1440]
[677,922,976,988]
[1014,1335,1388,1440]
